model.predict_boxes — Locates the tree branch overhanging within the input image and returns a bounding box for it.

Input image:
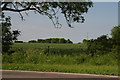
[2,2,93,28]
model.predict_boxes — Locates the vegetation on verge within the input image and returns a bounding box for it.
[2,26,120,76]
[2,42,118,76]
[2,64,118,76]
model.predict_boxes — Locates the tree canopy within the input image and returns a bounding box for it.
[111,26,120,43]
[1,13,20,53]
[2,1,93,28]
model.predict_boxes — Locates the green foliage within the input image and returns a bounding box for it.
[80,26,120,57]
[30,38,73,44]
[1,13,20,53]
[2,63,118,76]
[82,35,113,55]
[59,38,67,43]
[11,43,81,55]
[2,42,118,76]
[28,40,37,43]
[67,39,73,43]
[3,43,118,66]
[111,26,120,55]
[111,26,120,42]
[14,41,24,43]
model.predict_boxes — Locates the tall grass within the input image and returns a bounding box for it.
[2,43,118,75]
[3,44,118,65]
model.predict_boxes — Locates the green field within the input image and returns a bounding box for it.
[2,43,118,76]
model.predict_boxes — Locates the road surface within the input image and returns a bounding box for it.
[1,70,119,80]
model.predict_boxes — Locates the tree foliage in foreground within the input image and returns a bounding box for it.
[111,26,120,45]
[2,1,93,28]
[1,13,20,53]
[82,26,120,56]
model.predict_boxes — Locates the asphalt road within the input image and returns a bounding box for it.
[1,70,119,80]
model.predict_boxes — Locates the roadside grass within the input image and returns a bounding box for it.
[2,63,118,76]
[2,43,119,76]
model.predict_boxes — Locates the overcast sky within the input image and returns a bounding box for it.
[4,2,118,43]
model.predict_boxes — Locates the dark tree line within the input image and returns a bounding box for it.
[14,41,24,43]
[28,38,73,43]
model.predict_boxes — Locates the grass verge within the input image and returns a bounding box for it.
[2,64,118,76]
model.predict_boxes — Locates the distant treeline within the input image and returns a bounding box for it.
[29,38,73,43]
[15,38,73,43]
[14,41,24,43]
